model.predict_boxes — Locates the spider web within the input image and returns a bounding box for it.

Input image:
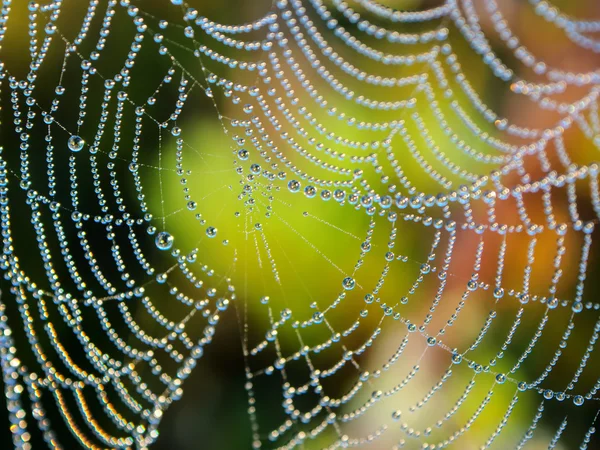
[1,0,600,449]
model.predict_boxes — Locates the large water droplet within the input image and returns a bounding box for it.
[342,277,355,290]
[155,231,174,251]
[68,135,85,152]
[287,180,300,193]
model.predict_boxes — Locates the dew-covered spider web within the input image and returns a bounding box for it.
[1,0,600,448]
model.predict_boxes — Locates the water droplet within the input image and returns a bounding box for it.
[216,298,229,311]
[287,180,300,193]
[155,232,174,251]
[342,277,355,290]
[68,135,85,152]
[45,23,56,35]
[334,189,346,202]
[206,226,217,238]
[304,186,317,198]
[184,26,194,38]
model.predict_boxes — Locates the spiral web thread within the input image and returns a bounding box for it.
[1,0,600,449]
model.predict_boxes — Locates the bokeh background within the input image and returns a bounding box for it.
[2,0,600,449]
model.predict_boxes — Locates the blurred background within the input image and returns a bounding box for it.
[2,0,600,449]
